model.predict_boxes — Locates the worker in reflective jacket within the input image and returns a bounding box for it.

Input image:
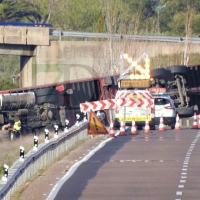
[13,116,21,138]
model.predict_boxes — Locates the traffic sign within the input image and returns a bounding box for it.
[88,110,108,135]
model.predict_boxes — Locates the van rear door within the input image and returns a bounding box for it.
[114,90,154,124]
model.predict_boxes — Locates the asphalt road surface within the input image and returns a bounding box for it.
[47,128,200,200]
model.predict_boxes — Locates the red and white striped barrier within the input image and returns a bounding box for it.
[80,90,154,112]
[80,99,116,112]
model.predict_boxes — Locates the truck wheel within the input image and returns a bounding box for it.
[171,125,175,130]
[166,65,189,76]
[176,106,194,117]
[150,68,167,79]
[150,125,156,130]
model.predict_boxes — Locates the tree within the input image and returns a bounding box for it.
[0,0,57,23]
[183,5,193,65]
[50,0,103,31]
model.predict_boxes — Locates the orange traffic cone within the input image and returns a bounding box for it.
[144,117,150,133]
[175,113,181,130]
[130,119,137,135]
[158,115,165,131]
[198,114,200,129]
[109,120,115,137]
[192,112,198,129]
[119,120,126,136]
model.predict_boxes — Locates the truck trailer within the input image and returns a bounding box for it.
[0,76,118,134]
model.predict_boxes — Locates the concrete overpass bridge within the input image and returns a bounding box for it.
[0,25,200,87]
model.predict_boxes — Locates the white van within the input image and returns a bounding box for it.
[113,89,155,130]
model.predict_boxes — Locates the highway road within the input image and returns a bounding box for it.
[47,128,200,200]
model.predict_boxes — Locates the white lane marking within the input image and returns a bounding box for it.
[176,191,182,195]
[181,176,187,179]
[176,133,200,196]
[46,137,113,200]
[181,172,187,175]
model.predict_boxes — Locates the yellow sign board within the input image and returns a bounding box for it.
[120,79,150,88]
[88,110,108,134]
[118,116,152,121]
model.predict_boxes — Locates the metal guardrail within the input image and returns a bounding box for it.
[0,122,89,200]
[50,30,200,44]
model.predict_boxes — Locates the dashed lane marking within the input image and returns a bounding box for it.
[176,191,182,195]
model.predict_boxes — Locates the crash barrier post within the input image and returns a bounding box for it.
[54,125,59,138]
[65,119,70,132]
[0,121,89,200]
[75,114,80,126]
[83,112,88,122]
[19,146,25,162]
[34,136,38,151]
[44,129,49,143]
[1,164,9,182]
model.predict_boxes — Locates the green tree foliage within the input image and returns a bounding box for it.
[0,55,20,89]
[0,0,199,36]
[0,0,56,23]
[51,0,104,32]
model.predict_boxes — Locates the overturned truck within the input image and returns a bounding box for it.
[0,76,118,134]
[150,64,200,117]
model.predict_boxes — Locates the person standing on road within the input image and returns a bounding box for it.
[13,116,21,138]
